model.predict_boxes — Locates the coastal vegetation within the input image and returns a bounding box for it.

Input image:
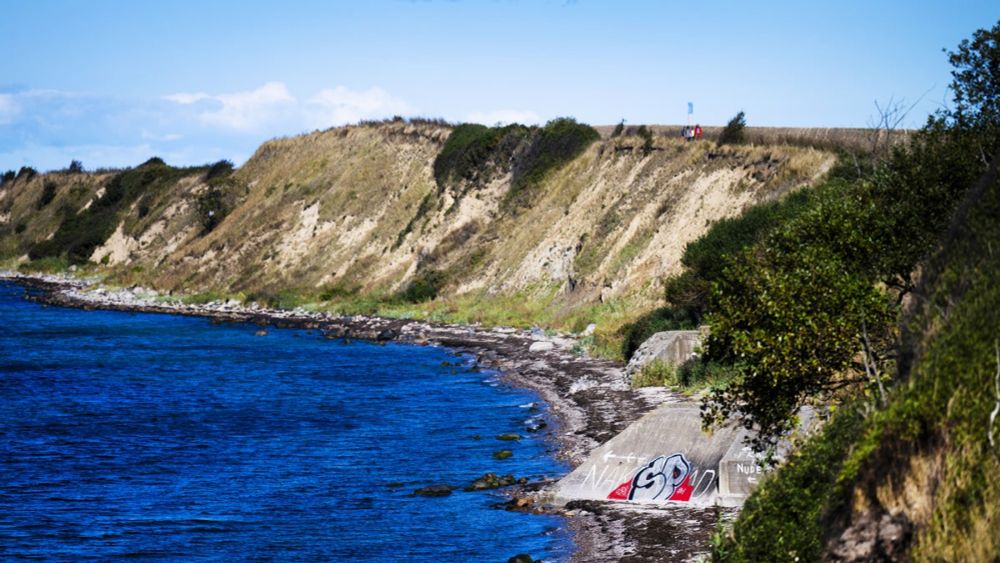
[29,159,209,263]
[706,19,1000,559]
[433,117,600,209]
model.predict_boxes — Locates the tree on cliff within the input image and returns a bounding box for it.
[700,19,1000,449]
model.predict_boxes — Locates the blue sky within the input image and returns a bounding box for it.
[1,0,996,171]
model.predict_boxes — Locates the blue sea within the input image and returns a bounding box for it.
[0,281,573,561]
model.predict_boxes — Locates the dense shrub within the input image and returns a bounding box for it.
[433,123,529,188]
[30,161,198,262]
[399,269,446,302]
[664,186,817,320]
[67,160,84,173]
[434,118,599,210]
[715,406,866,561]
[610,120,625,138]
[717,111,747,146]
[1,170,15,185]
[36,181,58,210]
[700,20,1000,448]
[16,166,37,182]
[205,159,235,181]
[637,125,655,155]
[507,117,600,206]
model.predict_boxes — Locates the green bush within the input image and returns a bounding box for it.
[661,184,819,325]
[433,118,599,210]
[715,406,866,561]
[508,117,600,206]
[399,269,446,303]
[717,111,747,146]
[196,181,240,233]
[36,181,58,210]
[16,166,37,182]
[610,120,625,138]
[17,256,71,274]
[636,125,654,155]
[701,19,1000,449]
[631,359,677,388]
[205,159,234,181]
[433,123,529,188]
[30,161,203,263]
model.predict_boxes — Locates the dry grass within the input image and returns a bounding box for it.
[594,124,912,154]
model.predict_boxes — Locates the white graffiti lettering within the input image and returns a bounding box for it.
[628,453,691,502]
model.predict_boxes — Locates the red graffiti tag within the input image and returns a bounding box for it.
[606,453,694,502]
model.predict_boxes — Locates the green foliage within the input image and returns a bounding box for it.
[717,111,747,146]
[399,269,446,303]
[720,21,1000,561]
[181,291,227,305]
[319,282,361,301]
[947,19,1000,137]
[631,359,677,388]
[676,359,737,389]
[699,18,1000,447]
[16,166,37,182]
[17,255,72,274]
[205,159,234,181]
[432,118,599,210]
[30,160,200,263]
[36,181,58,210]
[665,187,816,320]
[637,125,654,155]
[1,170,15,185]
[239,287,314,309]
[433,123,529,189]
[196,181,239,234]
[703,237,895,446]
[507,117,600,207]
[610,119,625,138]
[67,160,84,173]
[714,406,866,561]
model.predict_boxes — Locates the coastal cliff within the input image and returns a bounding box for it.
[0,120,835,351]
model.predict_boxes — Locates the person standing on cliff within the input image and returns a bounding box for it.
[694,124,703,140]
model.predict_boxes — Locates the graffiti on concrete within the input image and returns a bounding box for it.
[607,452,696,502]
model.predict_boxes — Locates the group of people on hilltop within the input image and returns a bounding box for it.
[682,125,703,141]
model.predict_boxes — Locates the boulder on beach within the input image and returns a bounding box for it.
[528,341,553,353]
[413,484,454,497]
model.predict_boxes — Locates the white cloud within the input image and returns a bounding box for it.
[306,86,413,127]
[0,94,19,124]
[465,109,541,126]
[163,92,210,105]
[198,82,296,131]
[2,83,416,170]
[164,82,412,132]
[141,129,183,141]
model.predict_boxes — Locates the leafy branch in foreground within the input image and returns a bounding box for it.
[695,19,1000,449]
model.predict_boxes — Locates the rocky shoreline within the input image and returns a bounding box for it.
[1,271,723,562]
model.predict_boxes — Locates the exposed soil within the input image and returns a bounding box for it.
[3,272,727,561]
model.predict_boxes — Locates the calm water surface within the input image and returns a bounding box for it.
[0,282,572,561]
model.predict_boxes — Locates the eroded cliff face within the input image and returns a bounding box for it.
[0,121,835,315]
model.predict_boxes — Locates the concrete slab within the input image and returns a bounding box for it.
[550,403,752,507]
[624,330,702,381]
